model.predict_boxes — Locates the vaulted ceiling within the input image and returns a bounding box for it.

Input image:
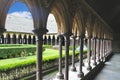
[85,0,120,33]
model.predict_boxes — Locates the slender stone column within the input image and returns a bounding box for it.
[78,35,84,78]
[103,39,106,61]
[87,37,92,70]
[101,39,104,62]
[71,35,77,71]
[102,39,105,61]
[33,28,48,80]
[0,28,6,44]
[93,38,97,65]
[91,38,94,60]
[57,35,64,79]
[64,33,71,80]
[97,38,101,62]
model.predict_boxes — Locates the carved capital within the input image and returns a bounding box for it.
[71,33,77,39]
[62,32,73,37]
[79,34,85,38]
[32,28,48,36]
[0,28,6,35]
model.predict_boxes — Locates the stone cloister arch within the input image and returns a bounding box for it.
[47,1,73,79]
[0,0,34,30]
[0,0,113,80]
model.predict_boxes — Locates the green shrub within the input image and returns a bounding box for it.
[0,44,45,59]
[0,47,36,59]
[0,48,87,72]
[0,44,24,47]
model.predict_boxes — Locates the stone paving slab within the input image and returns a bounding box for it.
[43,59,97,80]
[94,53,120,80]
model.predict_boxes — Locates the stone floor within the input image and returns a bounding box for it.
[94,53,120,80]
[43,59,97,80]
[43,53,120,80]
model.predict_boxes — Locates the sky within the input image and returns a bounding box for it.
[6,2,57,33]
[8,2,29,13]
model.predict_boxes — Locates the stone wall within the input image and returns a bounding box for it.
[112,33,120,52]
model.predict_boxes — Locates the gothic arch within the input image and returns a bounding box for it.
[0,0,36,30]
[85,14,95,38]
[49,1,70,34]
[72,8,87,36]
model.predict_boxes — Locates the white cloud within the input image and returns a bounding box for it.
[8,11,32,19]
[6,11,33,33]
[6,12,57,33]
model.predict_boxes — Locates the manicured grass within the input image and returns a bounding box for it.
[0,49,68,71]
[0,48,86,72]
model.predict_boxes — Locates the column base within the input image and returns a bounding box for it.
[93,62,97,66]
[92,56,94,60]
[78,72,84,78]
[101,57,104,62]
[97,59,101,62]
[82,63,85,66]
[71,66,77,72]
[87,66,92,71]
[57,73,64,79]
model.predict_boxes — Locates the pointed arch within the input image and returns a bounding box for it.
[49,0,71,34]
[0,0,35,30]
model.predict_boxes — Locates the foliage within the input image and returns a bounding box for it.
[0,48,87,72]
[0,44,45,59]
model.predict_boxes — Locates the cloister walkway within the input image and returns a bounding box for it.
[42,53,120,80]
[43,58,100,80]
[94,53,120,80]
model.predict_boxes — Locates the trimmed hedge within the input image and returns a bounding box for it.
[0,44,25,47]
[0,44,45,59]
[0,48,87,72]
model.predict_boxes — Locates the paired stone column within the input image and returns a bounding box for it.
[78,35,84,78]
[100,39,104,62]
[91,38,94,60]
[64,33,71,80]
[33,28,48,80]
[87,37,92,71]
[57,35,64,79]
[103,39,107,61]
[93,37,97,65]
[97,38,101,62]
[71,35,77,71]
[0,28,6,43]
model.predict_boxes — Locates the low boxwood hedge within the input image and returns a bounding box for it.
[0,48,87,72]
[0,44,24,47]
[0,44,45,59]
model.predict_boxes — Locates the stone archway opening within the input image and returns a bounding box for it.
[4,1,34,44]
[5,1,34,33]
[46,13,58,45]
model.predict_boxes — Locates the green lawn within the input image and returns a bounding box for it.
[0,48,74,71]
